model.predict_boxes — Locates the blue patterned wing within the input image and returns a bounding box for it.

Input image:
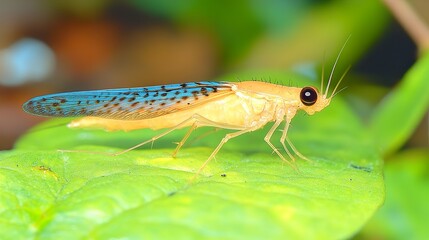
[23,81,234,120]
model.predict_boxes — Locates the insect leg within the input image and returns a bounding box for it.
[172,125,222,157]
[195,125,263,176]
[278,117,296,162]
[279,118,311,162]
[113,113,235,156]
[172,123,198,158]
[169,114,246,158]
[263,120,296,169]
[60,116,201,156]
[286,137,311,162]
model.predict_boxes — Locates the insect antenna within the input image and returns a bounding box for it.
[325,35,351,98]
[330,65,351,98]
[331,86,348,98]
[320,55,325,96]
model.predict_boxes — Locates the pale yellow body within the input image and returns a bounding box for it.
[68,81,318,132]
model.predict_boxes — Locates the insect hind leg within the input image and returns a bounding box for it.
[59,115,199,156]
[172,123,197,158]
[113,113,245,158]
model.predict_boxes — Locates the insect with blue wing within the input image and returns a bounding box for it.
[23,42,348,175]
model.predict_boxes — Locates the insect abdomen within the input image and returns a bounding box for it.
[69,93,271,131]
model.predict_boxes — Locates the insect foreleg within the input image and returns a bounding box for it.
[279,116,295,162]
[285,137,311,162]
[280,114,311,162]
[263,119,296,169]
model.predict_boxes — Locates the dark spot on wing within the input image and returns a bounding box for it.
[200,87,209,96]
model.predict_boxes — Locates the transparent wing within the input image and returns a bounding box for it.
[23,81,235,120]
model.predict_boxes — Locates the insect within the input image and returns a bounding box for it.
[23,46,348,175]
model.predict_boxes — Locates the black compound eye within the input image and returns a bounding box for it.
[300,87,318,106]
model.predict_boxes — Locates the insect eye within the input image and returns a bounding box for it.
[300,87,318,106]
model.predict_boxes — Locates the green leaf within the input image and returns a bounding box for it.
[369,53,429,156]
[4,73,383,239]
[360,149,429,239]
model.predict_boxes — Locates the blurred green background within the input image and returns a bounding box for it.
[0,0,427,239]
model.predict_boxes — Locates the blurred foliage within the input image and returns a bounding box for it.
[359,149,429,239]
[130,0,389,71]
[369,53,429,156]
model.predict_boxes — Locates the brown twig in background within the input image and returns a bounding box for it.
[383,0,429,52]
